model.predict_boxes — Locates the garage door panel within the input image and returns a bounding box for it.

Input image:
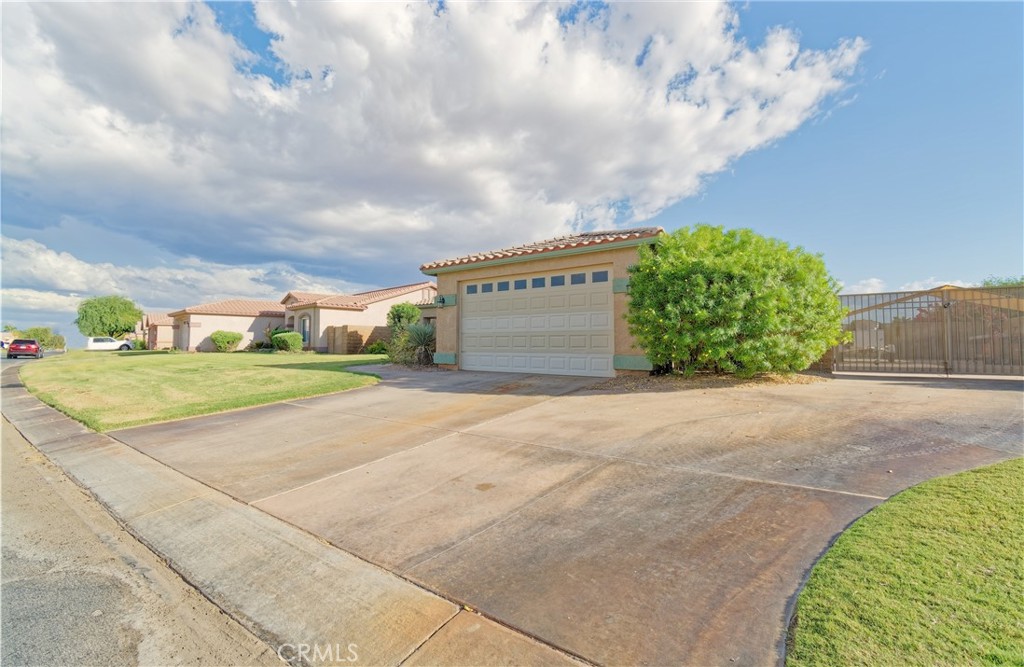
[568,314,588,329]
[461,271,614,377]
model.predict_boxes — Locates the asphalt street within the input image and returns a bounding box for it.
[1,418,281,667]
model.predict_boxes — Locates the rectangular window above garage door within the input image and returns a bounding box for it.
[592,270,609,283]
[466,284,478,294]
[551,275,566,287]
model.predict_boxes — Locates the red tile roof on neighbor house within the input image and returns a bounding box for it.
[286,281,437,311]
[420,227,664,272]
[168,300,286,318]
[281,291,334,304]
[146,313,173,326]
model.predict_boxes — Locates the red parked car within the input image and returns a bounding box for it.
[7,339,43,359]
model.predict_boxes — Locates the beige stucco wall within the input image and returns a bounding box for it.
[173,314,285,351]
[428,245,647,370]
[147,324,174,350]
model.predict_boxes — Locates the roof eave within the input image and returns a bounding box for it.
[420,234,661,276]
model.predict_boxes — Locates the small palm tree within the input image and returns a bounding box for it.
[405,323,436,365]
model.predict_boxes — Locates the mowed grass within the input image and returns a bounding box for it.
[788,458,1024,666]
[19,351,386,432]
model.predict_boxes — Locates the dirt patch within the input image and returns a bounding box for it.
[588,371,830,394]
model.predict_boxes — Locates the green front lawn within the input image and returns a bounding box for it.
[19,351,386,432]
[788,458,1024,666]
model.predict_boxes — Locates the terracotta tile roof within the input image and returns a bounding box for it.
[169,300,285,318]
[281,291,334,304]
[288,282,437,310]
[420,227,664,272]
[146,313,173,326]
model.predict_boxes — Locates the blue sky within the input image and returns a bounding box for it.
[1,1,1021,345]
[652,1,1023,292]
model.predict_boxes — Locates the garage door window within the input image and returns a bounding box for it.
[482,283,493,293]
[592,270,609,282]
[571,273,586,285]
[514,279,527,290]
[466,284,478,294]
[497,281,510,291]
[551,275,566,287]
[532,277,546,288]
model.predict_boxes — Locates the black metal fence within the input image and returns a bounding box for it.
[834,285,1024,377]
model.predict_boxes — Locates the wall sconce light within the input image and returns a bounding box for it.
[437,295,446,306]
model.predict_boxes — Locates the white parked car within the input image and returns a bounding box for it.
[86,337,133,351]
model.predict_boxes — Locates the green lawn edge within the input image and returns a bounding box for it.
[18,352,388,432]
[786,458,1024,666]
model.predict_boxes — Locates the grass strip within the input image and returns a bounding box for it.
[19,351,385,432]
[788,458,1024,666]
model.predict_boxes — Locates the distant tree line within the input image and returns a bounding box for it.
[3,324,66,350]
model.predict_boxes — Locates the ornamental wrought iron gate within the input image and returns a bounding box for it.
[833,285,1024,377]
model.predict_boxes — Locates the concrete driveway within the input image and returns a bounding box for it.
[112,367,1022,665]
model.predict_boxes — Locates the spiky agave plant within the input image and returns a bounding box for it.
[405,323,436,365]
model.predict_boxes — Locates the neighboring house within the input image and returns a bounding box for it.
[169,300,286,352]
[420,227,664,378]
[145,313,174,350]
[282,282,438,352]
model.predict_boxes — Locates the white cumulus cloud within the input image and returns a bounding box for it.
[2,1,867,281]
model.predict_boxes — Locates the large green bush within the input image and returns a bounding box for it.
[364,340,389,355]
[626,225,846,377]
[210,330,243,352]
[271,331,303,352]
[386,302,421,333]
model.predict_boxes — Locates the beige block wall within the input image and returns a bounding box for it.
[177,314,285,351]
[326,325,391,354]
[430,246,646,368]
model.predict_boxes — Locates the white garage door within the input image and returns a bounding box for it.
[460,268,614,377]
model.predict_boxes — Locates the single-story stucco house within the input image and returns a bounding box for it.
[420,227,663,377]
[144,313,174,350]
[169,300,286,352]
[281,282,437,352]
[169,281,437,352]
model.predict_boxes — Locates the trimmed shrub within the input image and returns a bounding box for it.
[364,340,388,355]
[386,331,414,364]
[627,225,847,377]
[210,330,244,353]
[132,339,147,351]
[271,331,303,352]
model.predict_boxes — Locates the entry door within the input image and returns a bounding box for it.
[460,268,614,377]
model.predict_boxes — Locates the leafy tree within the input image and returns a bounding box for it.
[626,225,847,377]
[75,296,143,338]
[22,327,66,350]
[981,275,1024,288]
[386,302,421,333]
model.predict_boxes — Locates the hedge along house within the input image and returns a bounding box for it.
[420,228,664,377]
[281,282,437,352]
[169,300,286,352]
